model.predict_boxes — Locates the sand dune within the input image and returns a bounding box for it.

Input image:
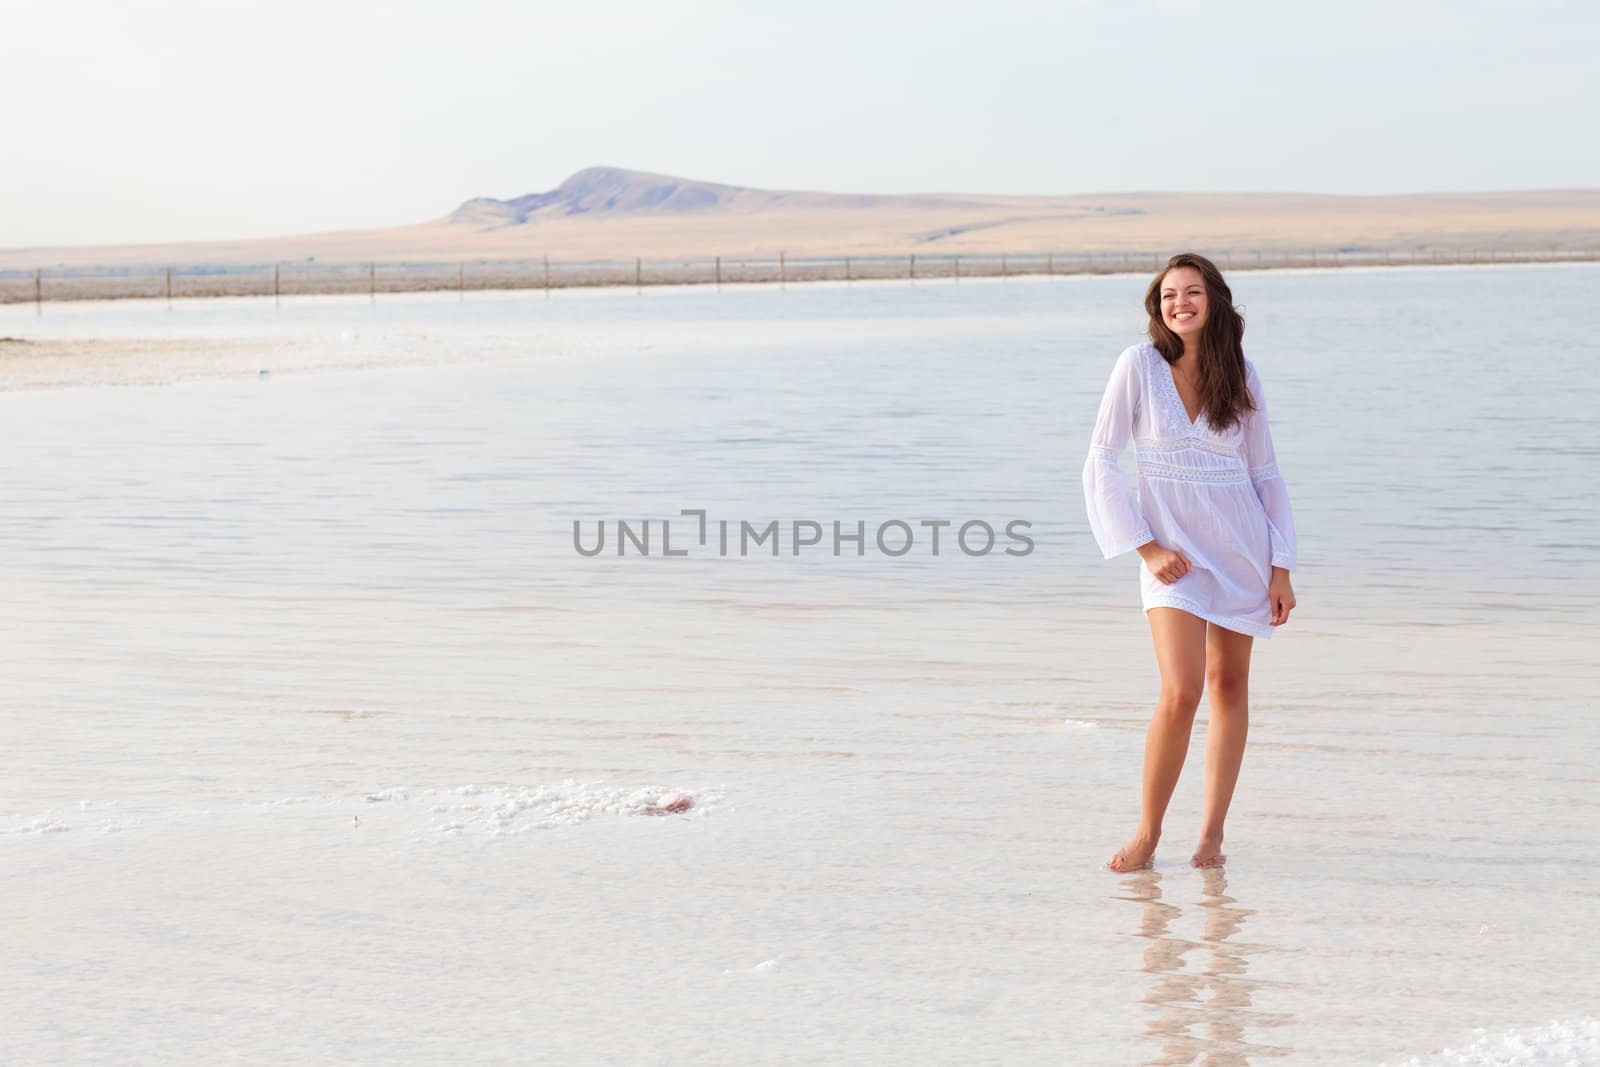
[3,166,1598,272]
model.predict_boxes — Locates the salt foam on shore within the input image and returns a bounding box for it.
[1382,1017,1600,1066]
[360,779,721,835]
[4,781,718,838]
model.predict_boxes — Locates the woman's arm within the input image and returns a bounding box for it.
[1082,346,1156,559]
[1241,361,1298,573]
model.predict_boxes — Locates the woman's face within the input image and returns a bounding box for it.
[1159,266,1209,340]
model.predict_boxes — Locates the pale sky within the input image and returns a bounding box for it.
[1,0,1595,247]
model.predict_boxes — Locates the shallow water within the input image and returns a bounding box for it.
[2,267,1597,1064]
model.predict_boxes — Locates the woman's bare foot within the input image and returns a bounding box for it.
[1106,832,1160,872]
[1190,833,1226,868]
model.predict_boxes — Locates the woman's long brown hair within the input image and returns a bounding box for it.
[1143,252,1255,432]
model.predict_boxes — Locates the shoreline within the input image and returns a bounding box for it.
[4,258,1596,393]
[3,248,1595,306]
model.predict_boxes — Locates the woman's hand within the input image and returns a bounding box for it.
[1268,567,1296,625]
[1136,540,1191,584]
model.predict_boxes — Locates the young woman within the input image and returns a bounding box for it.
[1082,252,1298,872]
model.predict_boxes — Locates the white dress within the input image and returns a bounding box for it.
[1082,342,1297,639]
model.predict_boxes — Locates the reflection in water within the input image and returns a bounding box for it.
[1114,869,1294,1065]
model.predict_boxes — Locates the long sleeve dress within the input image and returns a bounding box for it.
[1082,342,1297,639]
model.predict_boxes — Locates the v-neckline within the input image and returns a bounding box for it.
[1162,354,1204,428]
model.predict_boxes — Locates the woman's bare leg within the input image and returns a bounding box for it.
[1193,623,1254,868]
[1107,607,1208,871]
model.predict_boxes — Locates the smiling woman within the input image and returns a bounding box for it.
[1081,251,1298,873]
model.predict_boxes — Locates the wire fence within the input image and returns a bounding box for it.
[3,246,1596,305]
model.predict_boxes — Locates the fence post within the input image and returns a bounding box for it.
[845,256,851,282]
[716,255,722,286]
[369,263,376,296]
[635,257,642,288]
[909,253,916,280]
[458,263,464,295]
[274,264,280,298]
[34,268,41,308]
[543,254,551,293]
[1001,254,1007,278]
[166,267,172,302]
[954,256,960,282]
[1047,253,1053,276]
[779,251,786,284]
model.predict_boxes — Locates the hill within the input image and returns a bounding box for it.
[3,166,1597,271]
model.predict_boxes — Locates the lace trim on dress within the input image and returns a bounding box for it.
[1248,462,1283,482]
[1146,346,1204,431]
[1141,347,1256,452]
[1088,444,1121,463]
[1145,592,1211,617]
[1145,593,1275,638]
[1136,458,1251,484]
[1103,527,1156,558]
[1135,434,1240,459]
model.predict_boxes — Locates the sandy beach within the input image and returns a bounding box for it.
[0,332,526,391]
